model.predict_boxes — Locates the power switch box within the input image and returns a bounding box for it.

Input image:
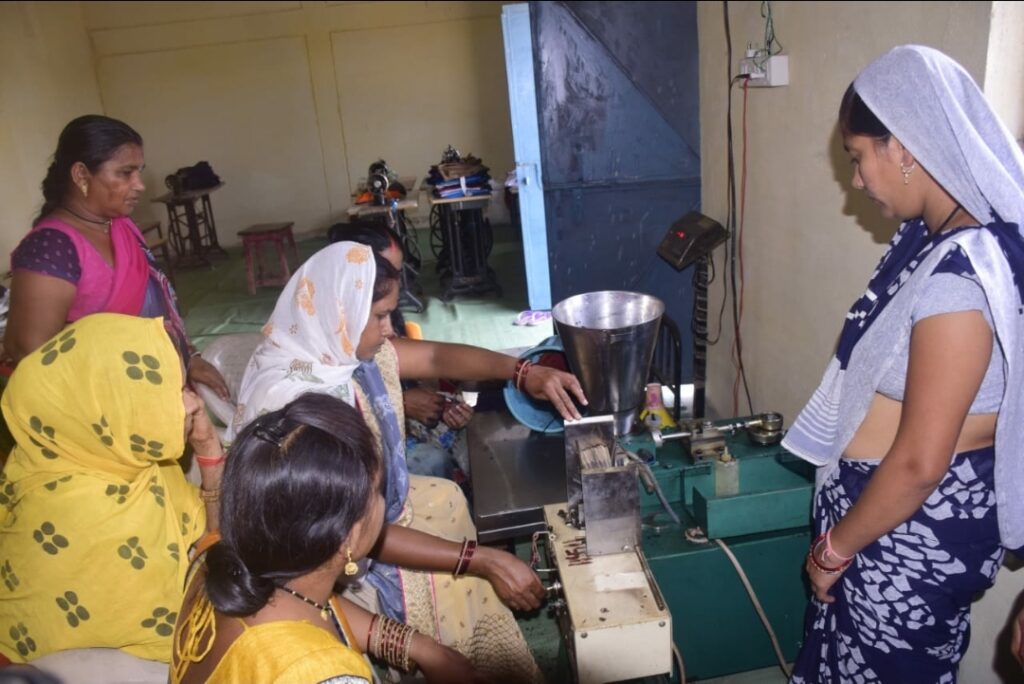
[750,55,789,87]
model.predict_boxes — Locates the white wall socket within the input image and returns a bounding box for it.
[738,54,789,87]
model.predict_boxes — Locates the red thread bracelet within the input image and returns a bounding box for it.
[195,455,226,467]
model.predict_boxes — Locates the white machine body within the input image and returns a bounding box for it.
[544,504,672,684]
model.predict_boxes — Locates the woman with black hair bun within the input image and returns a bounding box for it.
[172,393,484,683]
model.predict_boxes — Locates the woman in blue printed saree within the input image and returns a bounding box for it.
[229,241,586,682]
[783,46,1024,682]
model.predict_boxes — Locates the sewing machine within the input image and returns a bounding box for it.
[469,291,814,683]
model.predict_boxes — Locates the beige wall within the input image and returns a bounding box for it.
[986,0,1024,142]
[974,9,1024,680]
[697,0,990,422]
[698,3,1023,681]
[4,1,514,250]
[0,1,103,262]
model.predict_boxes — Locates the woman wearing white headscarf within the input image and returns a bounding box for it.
[231,241,586,682]
[783,46,1024,682]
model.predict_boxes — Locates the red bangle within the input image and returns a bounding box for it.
[514,359,533,391]
[462,540,477,574]
[453,539,478,576]
[195,454,226,467]
[519,362,532,391]
[808,533,852,575]
[825,528,854,563]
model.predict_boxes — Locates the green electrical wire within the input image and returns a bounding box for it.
[754,1,784,69]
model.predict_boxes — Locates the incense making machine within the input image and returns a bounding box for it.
[470,291,814,683]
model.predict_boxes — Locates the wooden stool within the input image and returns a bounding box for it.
[238,222,298,294]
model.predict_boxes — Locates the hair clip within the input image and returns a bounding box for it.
[253,421,287,448]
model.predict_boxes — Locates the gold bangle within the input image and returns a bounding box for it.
[370,616,417,672]
[199,487,220,504]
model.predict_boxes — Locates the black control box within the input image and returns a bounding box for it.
[656,211,729,271]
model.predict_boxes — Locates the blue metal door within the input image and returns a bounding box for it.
[530,1,701,379]
[502,3,553,310]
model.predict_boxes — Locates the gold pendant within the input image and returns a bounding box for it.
[321,608,330,621]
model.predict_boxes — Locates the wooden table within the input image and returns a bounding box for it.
[428,194,501,301]
[345,197,419,219]
[151,183,227,268]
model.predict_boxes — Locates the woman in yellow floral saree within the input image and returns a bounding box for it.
[0,313,222,663]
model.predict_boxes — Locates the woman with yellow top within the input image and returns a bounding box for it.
[172,393,484,683]
[0,313,224,664]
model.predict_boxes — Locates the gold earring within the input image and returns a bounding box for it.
[80,183,88,198]
[344,548,358,576]
[900,161,916,185]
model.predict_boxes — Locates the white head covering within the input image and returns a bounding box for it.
[229,241,376,439]
[854,44,1024,226]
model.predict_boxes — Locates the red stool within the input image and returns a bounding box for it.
[239,222,298,294]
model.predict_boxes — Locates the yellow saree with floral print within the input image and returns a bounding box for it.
[0,314,205,663]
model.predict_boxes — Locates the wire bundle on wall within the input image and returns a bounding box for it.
[733,76,751,416]
[699,1,783,417]
[719,0,754,417]
[754,0,785,70]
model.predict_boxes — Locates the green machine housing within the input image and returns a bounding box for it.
[612,420,813,680]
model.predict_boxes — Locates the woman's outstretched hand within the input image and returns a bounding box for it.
[523,365,588,421]
[471,546,545,612]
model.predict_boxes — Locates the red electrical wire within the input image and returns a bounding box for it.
[732,78,749,415]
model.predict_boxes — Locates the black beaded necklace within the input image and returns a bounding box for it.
[61,206,112,234]
[278,585,347,643]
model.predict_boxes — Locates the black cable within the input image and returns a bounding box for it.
[701,253,728,345]
[724,1,754,414]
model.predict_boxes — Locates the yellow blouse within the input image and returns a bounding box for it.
[205,617,372,684]
[173,590,373,684]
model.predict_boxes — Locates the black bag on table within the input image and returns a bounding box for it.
[165,161,221,194]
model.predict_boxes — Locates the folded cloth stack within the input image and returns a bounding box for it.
[426,149,492,199]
